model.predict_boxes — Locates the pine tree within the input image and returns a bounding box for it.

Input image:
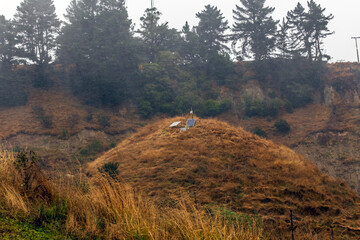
[232,0,278,61]
[138,8,182,62]
[14,0,60,65]
[14,0,60,87]
[58,0,140,106]
[286,1,333,61]
[307,0,334,61]
[0,16,19,71]
[195,5,229,54]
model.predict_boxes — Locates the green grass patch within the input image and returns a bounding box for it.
[0,214,71,240]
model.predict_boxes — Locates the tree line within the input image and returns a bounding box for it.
[0,0,333,118]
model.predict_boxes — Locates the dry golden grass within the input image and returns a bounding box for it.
[0,89,140,140]
[61,176,262,239]
[0,149,262,239]
[88,116,360,239]
[0,150,29,214]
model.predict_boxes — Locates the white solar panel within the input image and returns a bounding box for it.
[169,121,181,128]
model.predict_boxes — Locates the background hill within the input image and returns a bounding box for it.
[88,117,360,239]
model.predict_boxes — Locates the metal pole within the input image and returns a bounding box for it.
[352,37,360,63]
[194,191,198,209]
[151,0,154,8]
[290,210,295,240]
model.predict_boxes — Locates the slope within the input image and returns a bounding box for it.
[88,117,360,239]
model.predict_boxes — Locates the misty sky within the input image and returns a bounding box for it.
[0,0,358,62]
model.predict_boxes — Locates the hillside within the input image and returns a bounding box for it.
[88,117,360,239]
[0,88,149,173]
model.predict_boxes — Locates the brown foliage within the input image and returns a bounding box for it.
[0,149,262,239]
[88,117,360,239]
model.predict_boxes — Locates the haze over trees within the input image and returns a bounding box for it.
[14,0,60,87]
[0,0,334,118]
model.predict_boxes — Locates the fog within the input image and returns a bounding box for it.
[0,0,358,61]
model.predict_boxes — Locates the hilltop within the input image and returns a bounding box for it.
[88,117,360,239]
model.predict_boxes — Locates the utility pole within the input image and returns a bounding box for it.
[151,0,154,8]
[351,37,360,63]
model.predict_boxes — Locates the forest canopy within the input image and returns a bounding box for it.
[0,0,334,118]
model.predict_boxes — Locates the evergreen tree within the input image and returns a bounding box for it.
[195,5,229,54]
[14,0,60,87]
[58,0,140,106]
[180,21,202,66]
[0,16,19,71]
[306,0,334,61]
[286,1,333,61]
[232,0,278,61]
[138,8,183,62]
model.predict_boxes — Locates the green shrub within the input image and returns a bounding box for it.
[61,129,68,138]
[13,145,22,153]
[90,140,103,153]
[79,148,90,156]
[110,141,116,148]
[35,199,67,227]
[284,101,294,113]
[32,105,53,128]
[245,98,281,117]
[284,83,313,109]
[0,74,28,107]
[80,140,104,156]
[274,119,291,134]
[199,99,232,117]
[97,115,111,128]
[69,113,80,129]
[251,127,267,138]
[138,100,154,118]
[86,113,93,122]
[15,150,39,191]
[98,162,120,179]
[136,122,148,127]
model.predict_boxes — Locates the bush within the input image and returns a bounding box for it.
[245,98,281,117]
[284,101,294,113]
[86,113,93,122]
[199,99,232,117]
[274,119,290,134]
[61,129,68,139]
[284,83,313,109]
[32,105,53,129]
[110,141,116,148]
[80,140,104,156]
[0,74,28,107]
[251,127,267,138]
[69,113,80,129]
[97,115,111,128]
[35,200,68,227]
[98,162,120,179]
[138,100,154,118]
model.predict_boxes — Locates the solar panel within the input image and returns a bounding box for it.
[187,119,196,127]
[169,121,181,128]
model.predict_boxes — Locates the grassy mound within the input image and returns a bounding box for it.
[0,149,261,239]
[88,117,360,239]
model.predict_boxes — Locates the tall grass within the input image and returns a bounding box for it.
[0,149,262,239]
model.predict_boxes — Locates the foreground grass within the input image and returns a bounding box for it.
[0,149,262,239]
[0,213,69,239]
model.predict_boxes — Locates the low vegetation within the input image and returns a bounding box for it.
[274,119,291,134]
[32,105,53,129]
[89,117,360,239]
[0,149,263,239]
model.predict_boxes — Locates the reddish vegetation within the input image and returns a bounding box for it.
[88,117,360,239]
